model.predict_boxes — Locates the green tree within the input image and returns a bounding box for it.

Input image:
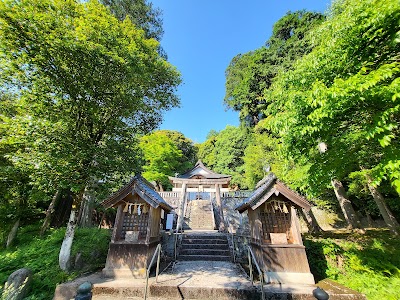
[198,126,251,188]
[139,132,184,191]
[0,0,181,228]
[100,0,163,41]
[266,0,400,233]
[156,130,198,171]
[224,11,324,127]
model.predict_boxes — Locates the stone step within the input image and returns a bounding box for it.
[182,239,228,245]
[149,284,256,299]
[181,243,229,250]
[180,249,231,256]
[177,254,231,261]
[183,234,226,239]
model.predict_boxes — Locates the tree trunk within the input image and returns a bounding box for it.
[40,190,61,236]
[331,179,362,229]
[300,208,323,233]
[77,186,94,228]
[6,219,20,248]
[59,210,76,271]
[365,175,399,235]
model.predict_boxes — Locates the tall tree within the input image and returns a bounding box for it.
[156,130,198,171]
[139,132,184,191]
[265,0,399,233]
[224,11,324,127]
[100,0,164,41]
[198,126,251,188]
[0,0,181,232]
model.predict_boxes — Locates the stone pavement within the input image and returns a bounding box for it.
[149,261,256,299]
[54,260,366,300]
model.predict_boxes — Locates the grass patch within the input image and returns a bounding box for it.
[0,224,110,299]
[304,229,400,300]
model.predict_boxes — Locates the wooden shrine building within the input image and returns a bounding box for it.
[101,175,173,278]
[169,160,231,193]
[236,173,315,285]
[168,160,231,231]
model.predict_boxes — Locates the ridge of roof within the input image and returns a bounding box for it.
[176,160,231,179]
[100,175,173,211]
[235,173,311,213]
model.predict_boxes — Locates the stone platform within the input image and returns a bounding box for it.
[53,261,366,300]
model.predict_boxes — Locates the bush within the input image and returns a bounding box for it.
[0,224,110,299]
[304,229,400,300]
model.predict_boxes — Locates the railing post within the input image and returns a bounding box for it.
[144,269,150,300]
[144,244,162,300]
[313,287,329,300]
[156,245,161,283]
[248,248,253,284]
[75,282,92,300]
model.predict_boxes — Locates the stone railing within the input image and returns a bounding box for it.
[158,191,181,208]
[221,191,253,198]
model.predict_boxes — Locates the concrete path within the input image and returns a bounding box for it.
[150,261,256,299]
[53,260,366,300]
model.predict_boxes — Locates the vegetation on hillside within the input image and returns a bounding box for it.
[304,229,400,300]
[0,224,110,299]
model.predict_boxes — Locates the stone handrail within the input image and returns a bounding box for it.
[221,191,253,198]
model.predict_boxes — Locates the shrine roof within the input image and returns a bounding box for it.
[171,160,231,181]
[101,175,173,212]
[235,173,311,213]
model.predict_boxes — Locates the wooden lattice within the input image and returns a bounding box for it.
[259,203,292,244]
[120,212,149,240]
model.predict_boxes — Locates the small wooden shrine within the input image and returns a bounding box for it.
[101,175,173,278]
[236,173,315,285]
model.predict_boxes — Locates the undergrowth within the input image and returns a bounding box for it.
[304,229,400,300]
[0,224,110,299]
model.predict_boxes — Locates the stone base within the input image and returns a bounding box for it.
[102,242,157,279]
[102,267,146,279]
[264,271,315,285]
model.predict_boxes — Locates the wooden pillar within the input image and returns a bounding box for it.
[146,207,154,244]
[215,184,226,232]
[176,182,187,232]
[290,206,303,245]
[112,203,124,242]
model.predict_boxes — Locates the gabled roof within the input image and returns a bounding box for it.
[101,175,173,212]
[175,160,231,180]
[235,173,311,213]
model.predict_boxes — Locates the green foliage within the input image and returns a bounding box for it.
[100,0,164,41]
[0,0,181,223]
[266,0,400,194]
[156,130,198,170]
[304,230,400,300]
[139,130,190,190]
[198,126,251,188]
[224,10,324,127]
[0,224,110,299]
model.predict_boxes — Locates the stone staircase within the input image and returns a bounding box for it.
[178,233,231,261]
[183,199,215,230]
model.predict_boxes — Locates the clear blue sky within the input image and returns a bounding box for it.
[153,0,332,143]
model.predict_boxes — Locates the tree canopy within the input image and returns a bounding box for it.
[100,0,164,42]
[139,130,197,191]
[0,0,181,225]
[224,10,324,127]
[266,0,400,194]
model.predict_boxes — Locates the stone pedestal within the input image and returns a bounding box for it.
[252,243,315,285]
[102,242,158,278]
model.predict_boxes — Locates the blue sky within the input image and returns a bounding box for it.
[153,0,332,143]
